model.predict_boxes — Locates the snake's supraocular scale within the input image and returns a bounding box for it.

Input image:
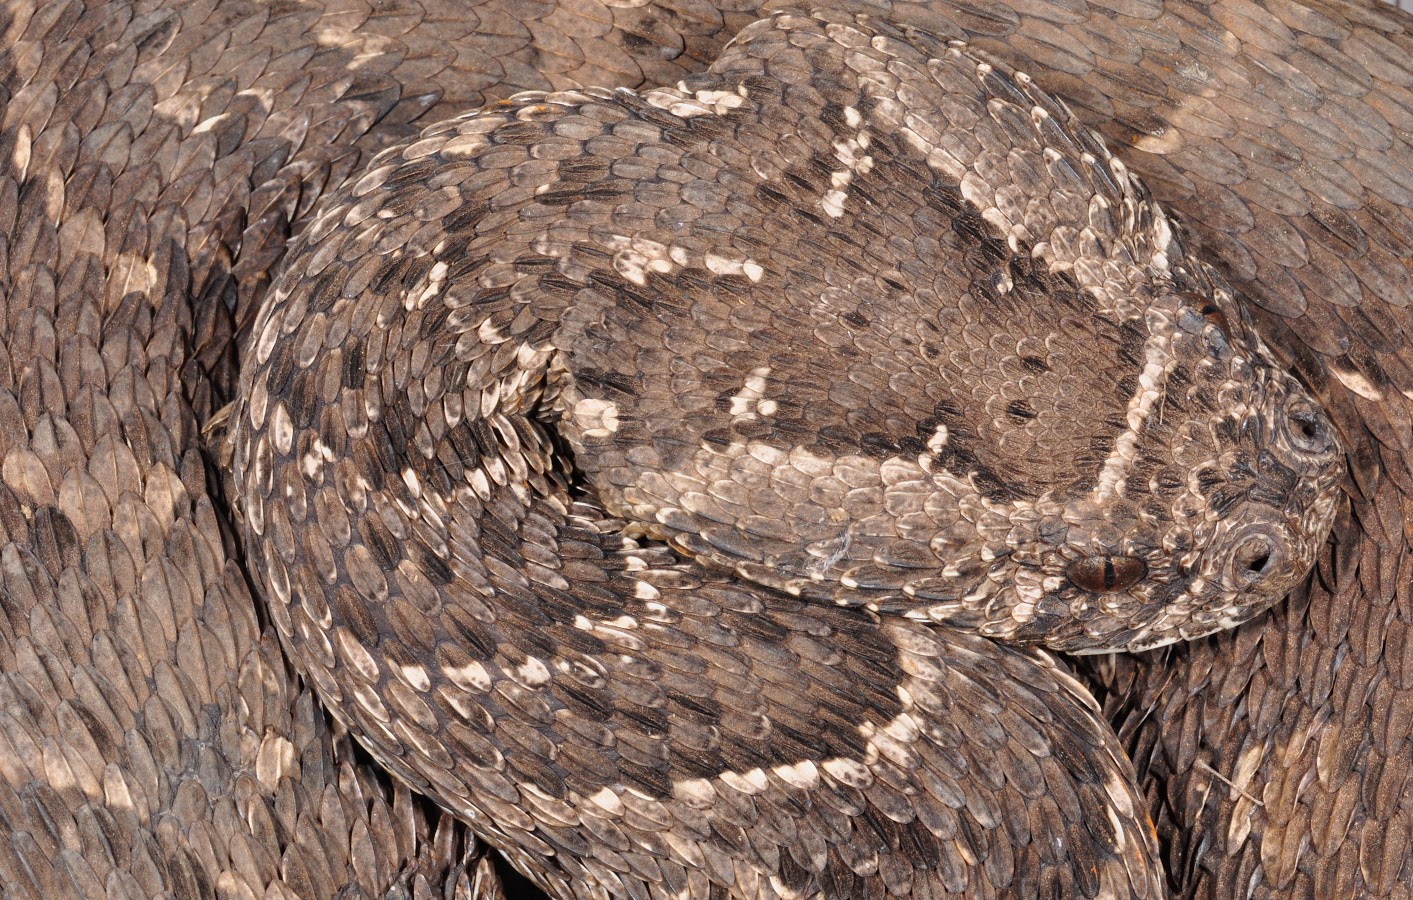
[231,10,1341,899]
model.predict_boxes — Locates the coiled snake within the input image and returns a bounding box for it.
[226,9,1347,897]
[1,1,1410,898]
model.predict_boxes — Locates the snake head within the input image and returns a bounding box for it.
[544,14,1344,654]
[960,273,1347,653]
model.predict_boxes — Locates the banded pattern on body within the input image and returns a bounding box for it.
[230,11,1336,900]
[6,0,1413,899]
[0,2,516,896]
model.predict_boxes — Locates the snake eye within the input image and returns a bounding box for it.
[1066,555,1148,593]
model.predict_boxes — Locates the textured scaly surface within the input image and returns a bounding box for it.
[4,1,1413,898]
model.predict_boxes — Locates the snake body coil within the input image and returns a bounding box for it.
[230,10,1340,899]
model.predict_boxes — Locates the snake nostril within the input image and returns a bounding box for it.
[1066,555,1147,594]
[1285,400,1333,456]
[1243,550,1270,576]
[1291,411,1321,444]
[1293,415,1318,442]
[1232,536,1277,585]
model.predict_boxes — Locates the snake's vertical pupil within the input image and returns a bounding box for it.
[1066,555,1148,593]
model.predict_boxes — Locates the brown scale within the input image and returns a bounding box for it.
[9,0,1413,898]
[542,23,1339,651]
[227,8,1341,900]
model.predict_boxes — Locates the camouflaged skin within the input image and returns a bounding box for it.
[542,18,1341,655]
[231,13,1180,898]
[10,1,1413,900]
[808,2,1413,898]
[0,1,543,897]
[458,0,1413,895]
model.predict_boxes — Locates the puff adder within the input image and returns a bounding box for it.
[3,1,1412,899]
[228,9,1342,900]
